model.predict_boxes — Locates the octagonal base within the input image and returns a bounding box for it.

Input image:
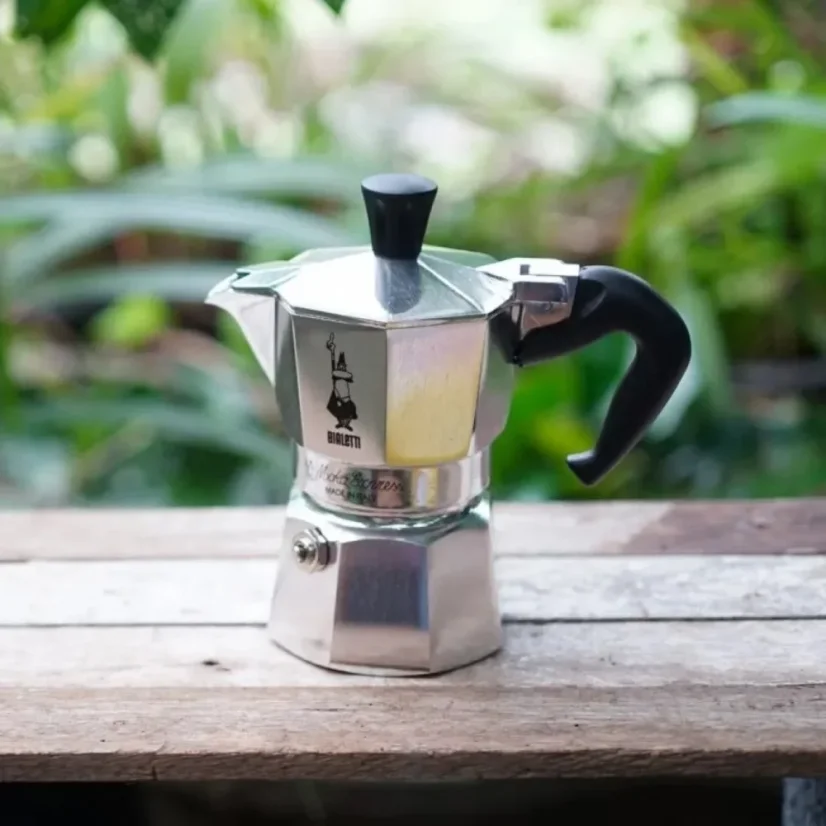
[267,492,503,676]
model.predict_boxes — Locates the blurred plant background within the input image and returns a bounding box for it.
[0,0,825,507]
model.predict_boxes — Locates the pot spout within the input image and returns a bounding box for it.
[206,273,278,384]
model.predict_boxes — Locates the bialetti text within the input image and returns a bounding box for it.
[327,431,362,449]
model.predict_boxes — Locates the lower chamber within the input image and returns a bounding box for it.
[267,486,503,677]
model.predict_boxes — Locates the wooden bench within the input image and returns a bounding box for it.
[1,499,825,822]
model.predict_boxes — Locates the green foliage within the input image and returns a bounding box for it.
[15,0,186,57]
[706,93,826,129]
[161,0,235,103]
[14,0,89,45]
[15,0,346,57]
[90,294,173,348]
[0,189,359,285]
[1,0,824,506]
[101,0,186,60]
[321,0,347,14]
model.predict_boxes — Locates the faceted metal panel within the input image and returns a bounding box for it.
[420,246,497,269]
[292,244,497,271]
[204,275,279,383]
[268,492,502,676]
[385,319,487,466]
[473,320,515,453]
[284,310,510,467]
[268,506,340,663]
[330,537,431,670]
[291,314,388,466]
[290,245,370,265]
[273,302,302,445]
[275,250,512,326]
[427,500,501,669]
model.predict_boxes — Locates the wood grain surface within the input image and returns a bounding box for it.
[2,555,826,624]
[0,621,824,688]
[4,685,826,782]
[0,499,825,781]
[0,498,823,560]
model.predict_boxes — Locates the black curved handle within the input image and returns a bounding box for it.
[515,265,691,486]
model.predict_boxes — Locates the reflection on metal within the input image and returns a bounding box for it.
[295,447,489,517]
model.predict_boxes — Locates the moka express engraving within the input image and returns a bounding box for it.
[325,333,361,449]
[305,457,405,507]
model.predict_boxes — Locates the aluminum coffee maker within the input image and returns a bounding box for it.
[207,173,691,676]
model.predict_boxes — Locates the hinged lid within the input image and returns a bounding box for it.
[229,173,513,327]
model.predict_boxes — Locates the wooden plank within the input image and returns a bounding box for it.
[0,498,823,561]
[4,683,826,781]
[1,620,825,689]
[2,554,826,625]
[1,499,825,783]
[3,617,826,780]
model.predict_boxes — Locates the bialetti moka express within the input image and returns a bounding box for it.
[206,173,691,676]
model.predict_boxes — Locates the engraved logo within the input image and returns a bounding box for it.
[325,333,361,449]
[304,458,404,507]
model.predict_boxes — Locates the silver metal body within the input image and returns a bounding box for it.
[207,247,580,675]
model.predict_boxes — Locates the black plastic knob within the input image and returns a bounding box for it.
[361,173,437,260]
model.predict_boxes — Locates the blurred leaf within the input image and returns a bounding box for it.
[511,361,582,428]
[706,93,826,129]
[217,310,259,373]
[0,192,356,282]
[654,130,826,232]
[0,124,72,157]
[125,155,369,202]
[14,0,89,44]
[95,63,131,157]
[658,164,778,230]
[685,3,820,78]
[679,24,749,96]
[241,0,280,26]
[22,397,292,464]
[320,0,346,13]
[625,224,714,435]
[574,335,626,413]
[545,0,590,29]
[227,463,284,505]
[532,413,593,459]
[803,310,826,354]
[18,262,232,307]
[714,265,788,311]
[616,146,682,281]
[102,0,186,61]
[3,222,122,286]
[647,354,702,441]
[172,363,257,419]
[674,280,734,418]
[90,294,173,348]
[490,360,583,499]
[0,289,21,429]
[0,434,72,504]
[161,0,233,103]
[21,72,106,121]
